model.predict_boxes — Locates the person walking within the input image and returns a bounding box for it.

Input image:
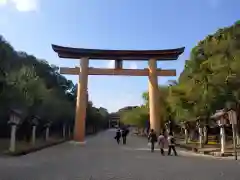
[114,128,121,144]
[121,127,129,145]
[158,132,165,155]
[167,132,177,156]
[148,129,157,152]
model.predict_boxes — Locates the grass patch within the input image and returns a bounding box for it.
[188,141,218,145]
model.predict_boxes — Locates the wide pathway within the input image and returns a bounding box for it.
[0,129,240,180]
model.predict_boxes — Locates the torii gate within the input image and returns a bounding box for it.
[52,45,184,143]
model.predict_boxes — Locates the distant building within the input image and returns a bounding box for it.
[109,113,120,128]
[108,106,139,128]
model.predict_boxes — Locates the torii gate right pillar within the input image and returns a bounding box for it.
[148,58,160,134]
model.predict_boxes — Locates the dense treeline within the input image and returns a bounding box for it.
[0,35,109,140]
[121,21,240,131]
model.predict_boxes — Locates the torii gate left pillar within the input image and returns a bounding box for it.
[74,57,89,143]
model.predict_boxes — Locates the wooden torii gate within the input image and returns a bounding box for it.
[52,45,184,143]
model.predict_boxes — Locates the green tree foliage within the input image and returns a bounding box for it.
[120,107,148,127]
[86,102,109,131]
[0,35,109,138]
[173,21,240,122]
[120,21,240,130]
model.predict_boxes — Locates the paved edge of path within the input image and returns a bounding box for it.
[122,147,240,161]
[4,139,69,157]
[178,149,240,160]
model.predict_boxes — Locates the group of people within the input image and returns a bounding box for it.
[114,127,177,156]
[114,127,129,145]
[148,129,177,156]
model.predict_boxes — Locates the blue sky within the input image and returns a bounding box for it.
[0,0,239,112]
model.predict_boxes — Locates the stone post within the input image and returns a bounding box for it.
[9,124,17,152]
[31,116,39,145]
[184,128,189,144]
[148,58,160,134]
[45,126,50,141]
[8,109,22,152]
[220,125,226,155]
[236,126,240,145]
[182,122,189,144]
[74,57,89,143]
[63,124,66,138]
[199,127,203,148]
[32,125,37,145]
[68,126,71,138]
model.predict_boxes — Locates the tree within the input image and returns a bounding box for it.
[0,35,109,138]
[120,20,240,137]
[120,107,148,128]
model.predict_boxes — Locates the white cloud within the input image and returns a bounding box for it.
[0,0,39,12]
[129,62,138,69]
[106,60,115,68]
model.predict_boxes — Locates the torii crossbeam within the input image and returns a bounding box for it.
[52,45,185,143]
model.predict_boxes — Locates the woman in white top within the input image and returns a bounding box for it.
[158,133,165,155]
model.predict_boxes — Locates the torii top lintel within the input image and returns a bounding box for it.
[52,44,185,61]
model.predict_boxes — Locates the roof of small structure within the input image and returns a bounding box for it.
[211,111,225,119]
[211,109,230,120]
[10,109,22,117]
[52,44,185,60]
